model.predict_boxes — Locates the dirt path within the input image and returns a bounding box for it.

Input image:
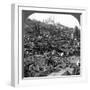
[48,67,74,76]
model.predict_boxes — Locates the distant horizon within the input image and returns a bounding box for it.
[28,13,81,29]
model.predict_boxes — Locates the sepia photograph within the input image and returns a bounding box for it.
[22,10,81,78]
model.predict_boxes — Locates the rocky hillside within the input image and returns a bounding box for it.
[23,19,80,77]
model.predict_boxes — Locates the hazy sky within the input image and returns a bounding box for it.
[28,13,80,29]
